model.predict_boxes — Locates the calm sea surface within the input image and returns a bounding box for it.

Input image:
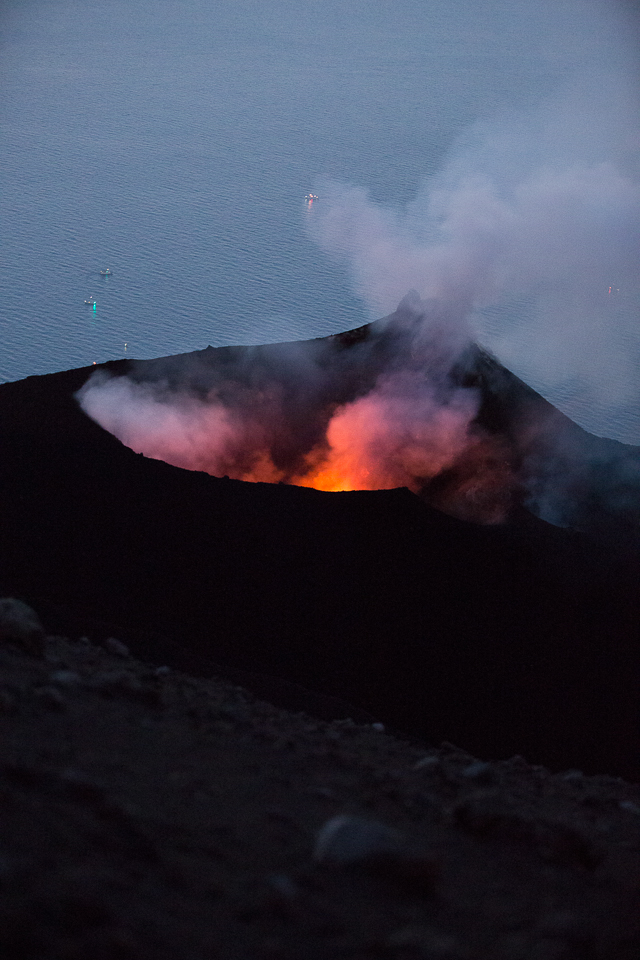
[1,0,638,441]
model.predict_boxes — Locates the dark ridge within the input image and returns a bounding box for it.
[0,323,638,780]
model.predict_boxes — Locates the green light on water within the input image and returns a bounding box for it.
[93,302,96,312]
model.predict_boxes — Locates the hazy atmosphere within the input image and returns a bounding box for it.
[1,0,639,441]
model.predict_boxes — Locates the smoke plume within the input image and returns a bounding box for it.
[307,72,640,442]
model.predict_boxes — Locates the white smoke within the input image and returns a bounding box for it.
[307,71,640,442]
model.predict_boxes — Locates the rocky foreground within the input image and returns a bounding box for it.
[1,612,639,960]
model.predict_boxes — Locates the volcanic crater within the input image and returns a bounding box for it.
[1,296,639,779]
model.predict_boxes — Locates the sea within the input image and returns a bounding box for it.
[2,0,639,442]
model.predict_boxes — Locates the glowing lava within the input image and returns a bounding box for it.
[76,301,519,524]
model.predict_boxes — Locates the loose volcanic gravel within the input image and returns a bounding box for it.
[0,618,639,960]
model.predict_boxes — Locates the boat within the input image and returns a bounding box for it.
[100,269,112,276]
[84,297,95,305]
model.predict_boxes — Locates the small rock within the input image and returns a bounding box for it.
[530,765,549,777]
[314,815,405,866]
[92,669,130,688]
[104,637,130,658]
[49,669,81,686]
[313,815,439,892]
[0,598,45,654]
[455,796,603,868]
[413,754,440,771]
[35,686,66,711]
[503,754,530,771]
[265,873,298,900]
[461,761,494,783]
[90,670,158,705]
[535,822,603,868]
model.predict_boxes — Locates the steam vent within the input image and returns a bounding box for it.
[1,297,639,780]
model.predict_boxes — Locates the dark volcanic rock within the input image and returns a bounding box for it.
[0,324,638,781]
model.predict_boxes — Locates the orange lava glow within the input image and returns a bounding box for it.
[78,366,516,523]
[289,376,478,495]
[296,468,370,493]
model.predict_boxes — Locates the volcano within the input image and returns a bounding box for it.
[0,298,638,780]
